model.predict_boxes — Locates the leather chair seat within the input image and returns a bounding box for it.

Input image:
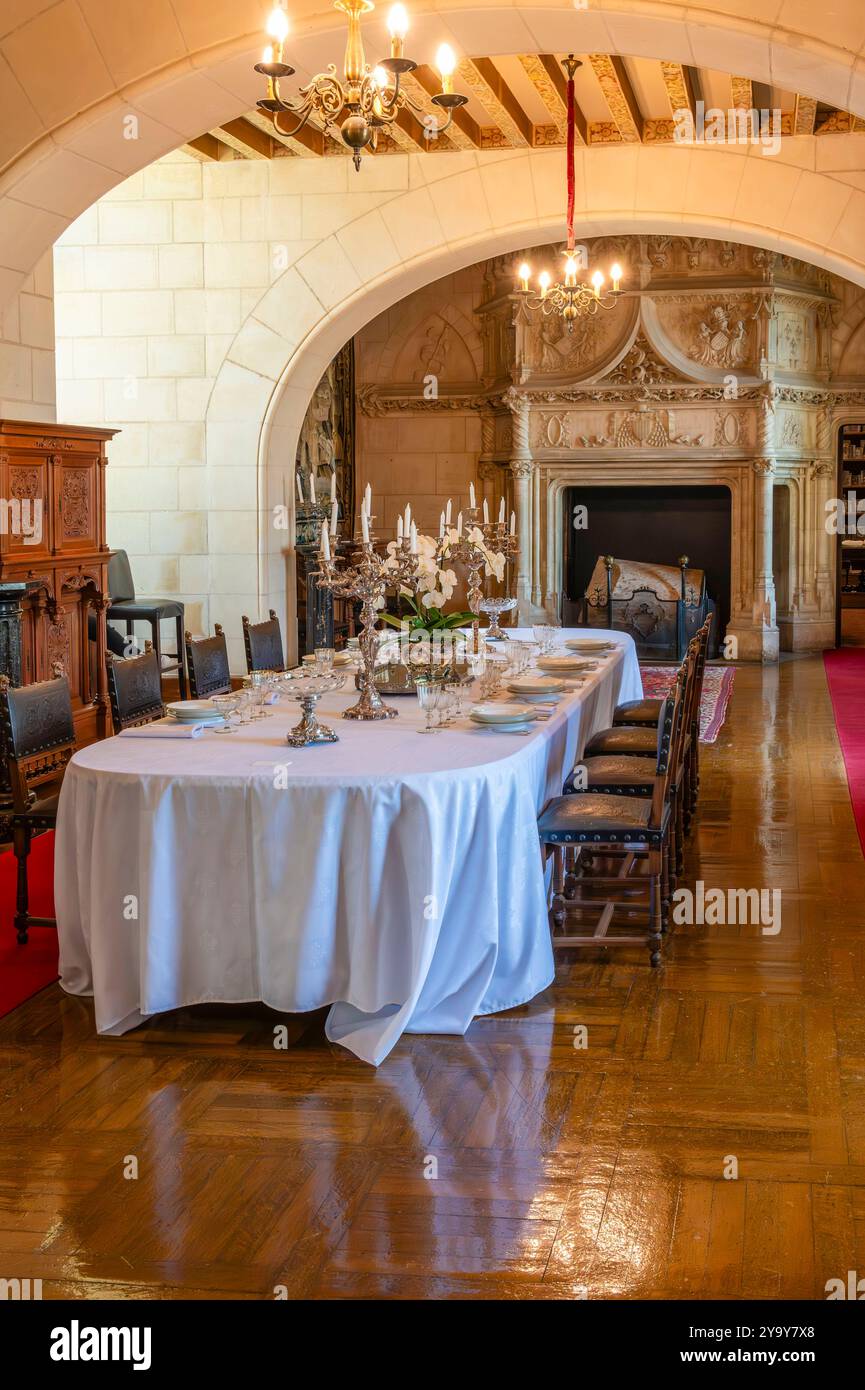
[13,792,60,829]
[108,598,184,621]
[565,754,657,795]
[538,793,668,845]
[613,697,663,726]
[584,725,657,757]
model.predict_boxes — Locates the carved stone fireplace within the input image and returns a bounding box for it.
[356,235,859,660]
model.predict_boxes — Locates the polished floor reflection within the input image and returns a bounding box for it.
[2,654,864,1299]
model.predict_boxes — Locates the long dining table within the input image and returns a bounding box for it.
[55,628,642,1065]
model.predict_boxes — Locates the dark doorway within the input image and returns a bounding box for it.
[564,483,732,637]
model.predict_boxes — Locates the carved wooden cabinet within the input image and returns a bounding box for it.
[0,419,115,745]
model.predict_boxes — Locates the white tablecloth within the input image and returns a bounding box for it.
[55,628,641,1065]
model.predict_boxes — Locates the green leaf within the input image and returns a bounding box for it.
[378,612,404,629]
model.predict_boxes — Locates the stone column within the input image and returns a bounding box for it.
[750,386,780,661]
[814,400,837,627]
[505,389,534,620]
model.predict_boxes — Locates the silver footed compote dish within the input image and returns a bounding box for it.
[284,670,346,747]
[479,595,517,640]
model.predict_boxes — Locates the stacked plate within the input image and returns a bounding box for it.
[506,675,566,701]
[537,655,596,674]
[166,700,226,728]
[564,638,615,654]
[469,702,537,734]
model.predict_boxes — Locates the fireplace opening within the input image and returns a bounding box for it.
[562,484,732,648]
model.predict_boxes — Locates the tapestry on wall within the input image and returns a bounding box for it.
[295,340,355,533]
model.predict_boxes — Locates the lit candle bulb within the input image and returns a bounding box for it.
[361,506,370,545]
[611,262,622,293]
[436,43,456,96]
[483,498,489,524]
[296,474,304,504]
[469,482,476,509]
[388,4,408,60]
[498,497,505,524]
[510,510,516,536]
[538,270,551,299]
[591,269,604,298]
[397,515,403,542]
[321,519,331,563]
[266,5,289,61]
[330,499,338,537]
[564,256,578,287]
[457,511,463,536]
[445,498,452,525]
[410,520,418,555]
[330,469,337,501]
[518,262,531,293]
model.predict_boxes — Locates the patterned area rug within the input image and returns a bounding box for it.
[639,665,736,743]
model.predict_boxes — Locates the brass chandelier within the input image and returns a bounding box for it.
[515,56,624,329]
[255,2,469,170]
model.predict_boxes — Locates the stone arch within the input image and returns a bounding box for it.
[3,1,865,304]
[193,141,865,652]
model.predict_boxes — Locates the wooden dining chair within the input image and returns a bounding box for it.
[242,610,285,673]
[107,645,165,733]
[538,666,686,966]
[610,616,712,827]
[185,625,231,698]
[0,664,75,944]
[564,638,699,892]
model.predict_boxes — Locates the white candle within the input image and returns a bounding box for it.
[469,482,476,509]
[510,510,516,536]
[364,482,372,516]
[439,511,445,538]
[446,498,452,525]
[410,520,417,554]
[330,500,338,536]
[499,497,505,524]
[309,472,316,504]
[361,506,370,545]
[397,516,403,542]
[321,519,331,562]
[330,469,337,501]
[483,498,489,524]
[296,474,304,504]
[457,511,463,537]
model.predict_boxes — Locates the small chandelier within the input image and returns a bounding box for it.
[255,2,468,171]
[515,55,624,329]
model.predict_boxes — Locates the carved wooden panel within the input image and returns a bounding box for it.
[58,460,97,551]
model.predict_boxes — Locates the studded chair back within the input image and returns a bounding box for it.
[242,610,284,673]
[107,646,165,733]
[0,666,76,811]
[649,665,687,826]
[186,626,231,698]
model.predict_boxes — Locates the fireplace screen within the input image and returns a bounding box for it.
[582,555,715,659]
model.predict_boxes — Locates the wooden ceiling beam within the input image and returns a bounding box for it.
[183,133,227,162]
[216,117,274,159]
[457,56,533,146]
[730,76,753,109]
[659,61,698,122]
[588,54,643,142]
[535,53,588,144]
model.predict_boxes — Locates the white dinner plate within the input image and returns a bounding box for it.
[166,700,219,720]
[537,656,596,673]
[564,638,615,653]
[507,676,566,696]
[469,702,537,724]
[166,711,225,727]
[472,720,533,734]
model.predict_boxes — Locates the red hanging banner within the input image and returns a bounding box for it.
[566,68,575,252]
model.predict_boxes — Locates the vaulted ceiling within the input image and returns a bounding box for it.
[187,52,865,161]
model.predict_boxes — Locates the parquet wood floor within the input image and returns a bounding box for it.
[2,654,864,1300]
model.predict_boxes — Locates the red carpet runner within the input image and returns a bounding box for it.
[824,648,865,856]
[0,830,58,1020]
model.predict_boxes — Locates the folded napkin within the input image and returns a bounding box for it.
[118,719,207,739]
